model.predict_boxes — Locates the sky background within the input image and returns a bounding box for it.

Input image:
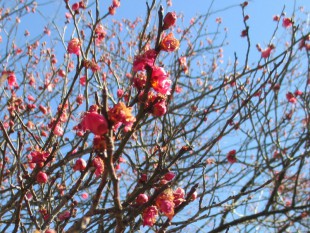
[33,0,310,61]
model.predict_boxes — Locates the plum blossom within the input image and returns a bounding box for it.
[227,150,237,164]
[152,100,167,117]
[151,66,171,95]
[142,206,158,226]
[80,112,108,135]
[164,171,175,181]
[2,71,18,88]
[73,158,87,171]
[155,188,175,220]
[173,187,185,207]
[29,150,50,167]
[67,38,81,55]
[92,156,105,177]
[160,32,180,52]
[133,72,147,90]
[133,49,158,72]
[58,210,71,221]
[261,45,275,58]
[286,92,297,104]
[282,17,293,28]
[108,102,136,132]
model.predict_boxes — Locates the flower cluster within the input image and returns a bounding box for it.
[28,149,50,168]
[141,187,187,226]
[131,12,179,118]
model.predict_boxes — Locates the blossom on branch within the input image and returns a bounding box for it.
[155,188,175,220]
[142,206,158,227]
[67,38,81,55]
[80,112,108,135]
[163,12,177,30]
[36,171,48,184]
[108,102,136,132]
[92,156,105,177]
[227,150,237,164]
[151,66,171,95]
[160,33,180,52]
[133,49,158,72]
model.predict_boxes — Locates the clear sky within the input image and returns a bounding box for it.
[29,0,309,67]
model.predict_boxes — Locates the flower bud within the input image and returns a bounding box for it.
[37,171,48,184]
[136,193,148,205]
[163,12,177,30]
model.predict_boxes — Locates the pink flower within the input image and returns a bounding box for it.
[72,2,79,11]
[160,32,180,52]
[273,15,280,22]
[179,56,188,74]
[58,210,71,221]
[190,191,198,201]
[30,150,50,167]
[158,199,174,218]
[67,38,81,55]
[155,189,175,220]
[163,12,177,30]
[139,173,147,183]
[151,66,171,95]
[117,89,124,98]
[81,192,89,199]
[112,0,120,8]
[286,92,297,104]
[53,125,64,136]
[80,76,86,86]
[95,24,106,45]
[92,156,105,177]
[108,102,136,132]
[142,206,158,226]
[45,229,56,233]
[76,94,84,105]
[73,158,87,171]
[109,6,116,15]
[2,71,18,88]
[58,69,66,78]
[164,171,175,181]
[37,171,48,184]
[227,150,237,164]
[133,49,158,72]
[152,101,167,117]
[294,90,303,96]
[80,112,108,135]
[136,193,148,205]
[282,18,293,28]
[173,187,185,207]
[133,72,147,90]
[27,95,35,102]
[261,45,275,58]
